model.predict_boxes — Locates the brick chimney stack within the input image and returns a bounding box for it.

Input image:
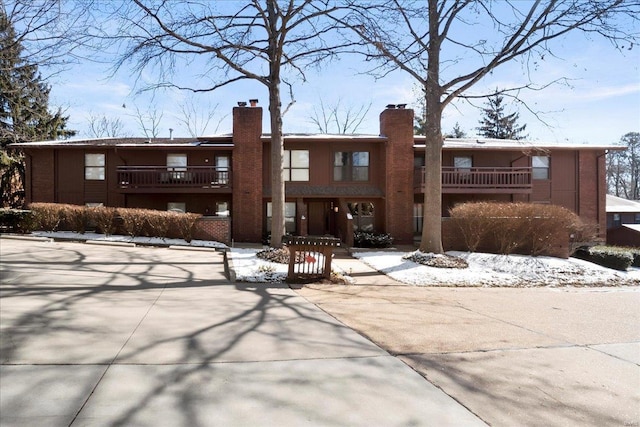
[232,105,263,242]
[380,106,415,244]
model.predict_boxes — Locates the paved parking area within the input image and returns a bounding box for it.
[298,280,640,427]
[0,238,484,427]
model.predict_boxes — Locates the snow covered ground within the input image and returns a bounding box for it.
[231,248,639,287]
[352,250,639,287]
[31,231,228,249]
[23,232,640,287]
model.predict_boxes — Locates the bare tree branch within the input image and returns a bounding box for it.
[337,0,640,252]
[85,1,357,247]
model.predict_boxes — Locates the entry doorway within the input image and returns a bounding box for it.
[308,200,337,236]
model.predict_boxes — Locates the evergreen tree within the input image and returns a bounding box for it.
[444,122,466,138]
[0,10,75,207]
[477,91,528,140]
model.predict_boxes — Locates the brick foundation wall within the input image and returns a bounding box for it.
[194,216,231,244]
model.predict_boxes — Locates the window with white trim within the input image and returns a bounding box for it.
[532,156,550,180]
[85,153,105,180]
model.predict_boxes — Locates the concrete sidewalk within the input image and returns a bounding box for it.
[0,237,485,426]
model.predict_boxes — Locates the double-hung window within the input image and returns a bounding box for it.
[283,150,309,181]
[85,153,105,180]
[167,154,187,180]
[215,156,229,184]
[266,202,296,233]
[334,151,369,181]
[453,156,472,181]
[532,156,550,180]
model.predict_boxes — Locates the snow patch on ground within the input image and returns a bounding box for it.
[352,250,640,287]
[32,231,228,249]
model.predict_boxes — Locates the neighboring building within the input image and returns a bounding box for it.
[13,105,619,246]
[606,194,640,247]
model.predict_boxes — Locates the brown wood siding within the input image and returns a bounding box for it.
[578,150,607,237]
[264,139,385,193]
[550,150,577,212]
[55,149,84,205]
[27,149,55,203]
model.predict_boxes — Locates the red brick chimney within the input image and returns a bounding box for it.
[232,105,263,242]
[380,106,415,244]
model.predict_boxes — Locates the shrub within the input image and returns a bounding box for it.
[449,202,492,251]
[29,203,63,231]
[403,251,468,269]
[526,204,585,256]
[119,208,148,238]
[172,212,201,242]
[353,231,394,248]
[88,206,118,236]
[574,246,633,271]
[450,202,584,257]
[569,221,598,256]
[0,209,34,233]
[629,248,640,267]
[61,204,90,233]
[144,210,173,239]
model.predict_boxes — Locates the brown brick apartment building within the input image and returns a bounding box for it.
[13,105,618,245]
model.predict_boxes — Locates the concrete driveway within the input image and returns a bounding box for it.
[297,269,640,427]
[0,237,484,427]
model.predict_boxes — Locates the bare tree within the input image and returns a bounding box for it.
[1,0,89,78]
[176,98,227,137]
[309,98,371,134]
[339,0,639,253]
[131,106,163,139]
[607,132,640,200]
[89,1,355,247]
[86,113,127,138]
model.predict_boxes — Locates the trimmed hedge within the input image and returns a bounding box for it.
[27,203,202,242]
[449,202,592,257]
[353,231,394,248]
[573,246,633,271]
[0,209,34,233]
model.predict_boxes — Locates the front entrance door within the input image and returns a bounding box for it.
[308,201,329,236]
[308,200,339,236]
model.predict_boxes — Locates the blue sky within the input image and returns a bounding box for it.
[47,8,639,145]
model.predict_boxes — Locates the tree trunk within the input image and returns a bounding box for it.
[269,84,285,248]
[419,0,444,254]
[267,0,285,248]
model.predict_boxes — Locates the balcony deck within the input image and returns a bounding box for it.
[117,166,231,193]
[414,166,532,194]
